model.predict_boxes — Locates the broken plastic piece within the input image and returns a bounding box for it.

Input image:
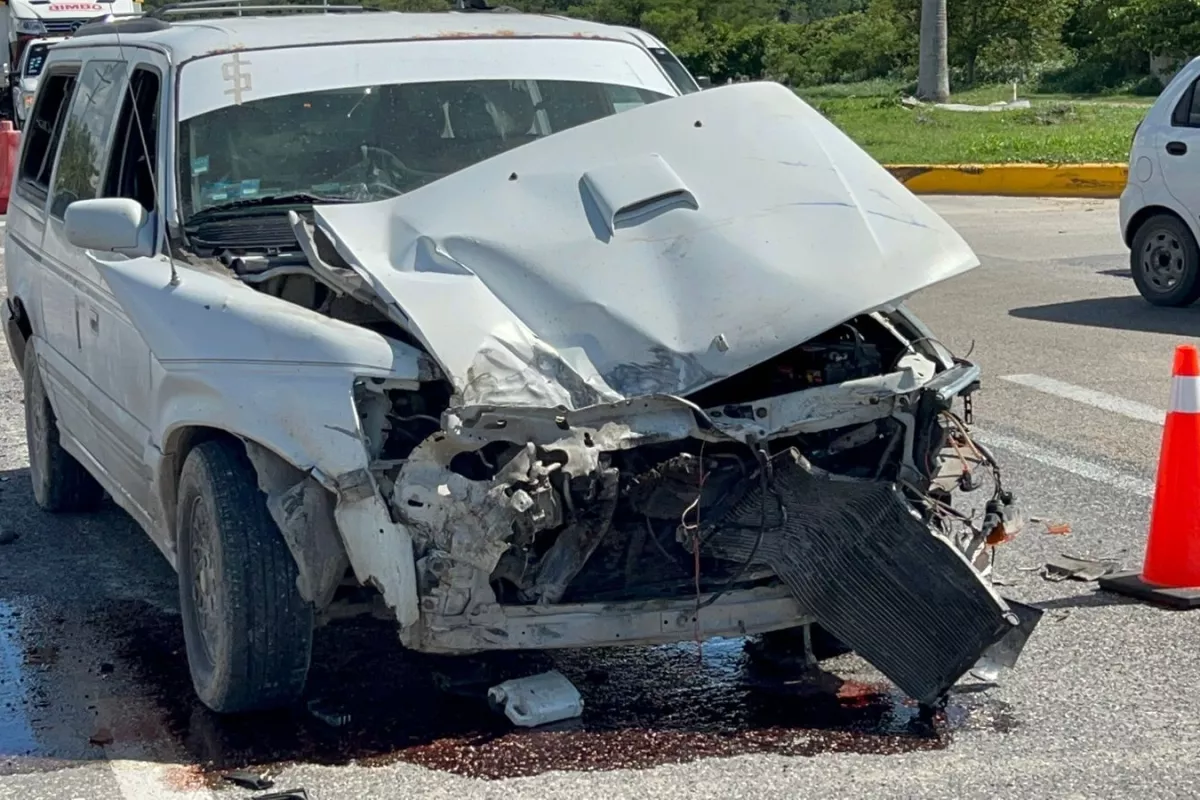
[252,791,308,800]
[307,698,351,727]
[223,771,273,791]
[487,670,584,728]
[1042,554,1118,582]
[1045,522,1072,536]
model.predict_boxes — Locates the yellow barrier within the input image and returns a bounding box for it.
[885,163,1129,199]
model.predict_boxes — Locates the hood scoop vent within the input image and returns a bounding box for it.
[581,153,698,236]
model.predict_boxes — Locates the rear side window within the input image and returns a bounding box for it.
[18,69,79,201]
[1171,78,1200,127]
[49,59,127,219]
[649,48,699,94]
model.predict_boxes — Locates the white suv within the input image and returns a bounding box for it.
[3,2,1034,715]
[1121,56,1200,306]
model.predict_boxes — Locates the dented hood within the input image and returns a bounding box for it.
[313,81,979,410]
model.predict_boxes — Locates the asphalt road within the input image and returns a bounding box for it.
[2,196,1200,800]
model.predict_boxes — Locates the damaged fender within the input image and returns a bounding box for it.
[91,255,433,627]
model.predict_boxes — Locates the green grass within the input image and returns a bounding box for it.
[795,81,1152,164]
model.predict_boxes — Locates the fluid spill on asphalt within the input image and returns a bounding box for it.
[78,600,1018,781]
[0,600,37,758]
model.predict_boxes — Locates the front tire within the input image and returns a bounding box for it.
[176,439,313,714]
[23,347,105,513]
[1131,213,1200,307]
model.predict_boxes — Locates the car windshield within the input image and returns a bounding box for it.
[178,78,669,219]
[23,44,50,78]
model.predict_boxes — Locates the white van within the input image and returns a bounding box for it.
[11,36,65,126]
[3,1,1033,716]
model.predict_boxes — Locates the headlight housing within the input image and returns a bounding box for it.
[15,19,47,35]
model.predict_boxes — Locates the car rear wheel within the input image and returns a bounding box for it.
[176,439,314,714]
[23,348,105,513]
[1131,213,1200,307]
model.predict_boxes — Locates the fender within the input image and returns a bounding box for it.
[91,255,429,628]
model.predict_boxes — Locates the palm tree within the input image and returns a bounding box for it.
[917,0,949,102]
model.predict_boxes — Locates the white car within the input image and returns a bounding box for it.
[4,1,1036,715]
[11,36,63,126]
[1121,55,1200,306]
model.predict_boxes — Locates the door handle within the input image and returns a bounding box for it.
[88,307,99,335]
[1167,140,1188,156]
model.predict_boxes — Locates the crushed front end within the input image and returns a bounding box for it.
[356,308,1036,705]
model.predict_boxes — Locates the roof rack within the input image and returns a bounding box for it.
[147,0,375,20]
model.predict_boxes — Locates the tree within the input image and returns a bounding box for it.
[950,0,1072,85]
[1110,0,1200,64]
[917,0,948,100]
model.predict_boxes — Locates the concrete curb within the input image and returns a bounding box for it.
[885,163,1128,199]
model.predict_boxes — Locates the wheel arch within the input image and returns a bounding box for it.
[159,425,352,609]
[1124,204,1197,248]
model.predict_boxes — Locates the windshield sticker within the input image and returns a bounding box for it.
[190,155,209,175]
[221,52,252,105]
[239,179,261,197]
[203,181,233,202]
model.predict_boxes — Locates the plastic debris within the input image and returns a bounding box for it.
[252,791,308,800]
[307,698,351,727]
[1042,554,1119,582]
[1045,522,1072,536]
[487,670,584,728]
[223,771,274,791]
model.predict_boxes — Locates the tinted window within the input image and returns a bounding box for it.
[1171,78,1200,127]
[49,59,126,219]
[18,70,78,199]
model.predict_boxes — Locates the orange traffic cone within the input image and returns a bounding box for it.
[1100,344,1200,608]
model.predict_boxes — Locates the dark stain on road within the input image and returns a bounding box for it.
[78,600,1015,781]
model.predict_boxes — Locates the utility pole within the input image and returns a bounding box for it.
[917,0,949,102]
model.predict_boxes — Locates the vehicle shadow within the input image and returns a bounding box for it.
[1009,295,1200,337]
[0,465,1003,781]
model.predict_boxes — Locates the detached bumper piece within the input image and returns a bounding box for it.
[703,452,1030,705]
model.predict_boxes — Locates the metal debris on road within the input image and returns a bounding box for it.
[487,670,584,728]
[1041,554,1119,582]
[223,771,274,791]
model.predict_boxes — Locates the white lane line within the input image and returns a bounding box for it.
[1000,373,1165,425]
[973,427,1154,498]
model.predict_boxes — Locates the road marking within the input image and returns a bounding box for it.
[1000,374,1165,425]
[973,427,1154,498]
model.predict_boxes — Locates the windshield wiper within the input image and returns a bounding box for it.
[188,192,354,222]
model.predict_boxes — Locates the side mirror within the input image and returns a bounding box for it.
[64,197,155,258]
[696,76,712,89]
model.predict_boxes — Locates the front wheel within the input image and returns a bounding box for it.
[1131,213,1200,307]
[176,439,314,714]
